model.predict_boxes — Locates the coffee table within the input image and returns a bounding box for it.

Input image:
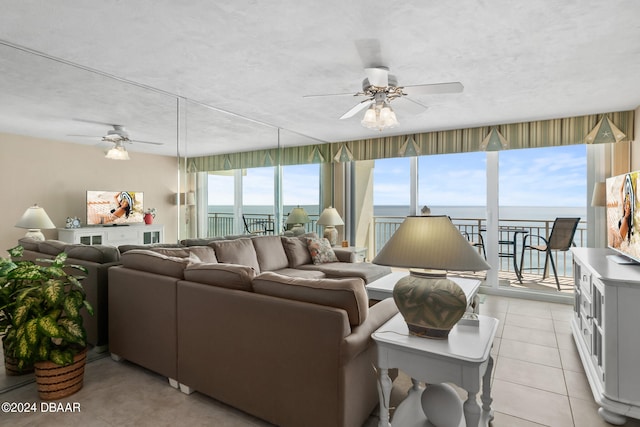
[372,313,498,427]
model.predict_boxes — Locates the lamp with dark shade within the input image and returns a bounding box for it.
[285,206,310,236]
[316,207,344,246]
[373,215,490,339]
[15,204,56,240]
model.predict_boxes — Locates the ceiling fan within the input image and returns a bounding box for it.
[305,66,463,131]
[69,119,163,160]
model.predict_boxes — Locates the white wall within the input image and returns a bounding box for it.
[1,132,180,254]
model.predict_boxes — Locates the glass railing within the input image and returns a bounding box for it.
[207,212,319,237]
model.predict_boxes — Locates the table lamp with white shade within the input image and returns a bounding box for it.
[373,215,490,339]
[15,204,56,240]
[285,206,310,236]
[316,207,344,246]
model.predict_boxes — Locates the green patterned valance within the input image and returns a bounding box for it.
[188,110,634,172]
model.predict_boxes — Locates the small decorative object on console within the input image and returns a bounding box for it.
[65,217,81,229]
[144,208,156,225]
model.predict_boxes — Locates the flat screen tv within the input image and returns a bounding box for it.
[86,190,144,225]
[606,171,639,264]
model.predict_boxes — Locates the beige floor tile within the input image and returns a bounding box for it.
[494,356,567,395]
[502,324,559,348]
[555,325,576,350]
[506,302,553,319]
[559,345,585,373]
[491,411,547,426]
[569,396,640,427]
[491,336,502,357]
[551,306,574,322]
[491,378,574,426]
[564,369,593,400]
[499,338,562,368]
[505,312,555,331]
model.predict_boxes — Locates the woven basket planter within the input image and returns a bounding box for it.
[3,338,34,376]
[34,348,87,400]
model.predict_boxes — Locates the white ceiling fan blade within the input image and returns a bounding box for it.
[403,82,464,96]
[365,67,389,87]
[393,97,430,115]
[339,99,374,120]
[303,92,359,98]
[130,139,164,145]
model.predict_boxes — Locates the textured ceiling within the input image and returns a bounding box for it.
[0,0,639,158]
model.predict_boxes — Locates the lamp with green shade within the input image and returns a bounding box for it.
[373,215,490,339]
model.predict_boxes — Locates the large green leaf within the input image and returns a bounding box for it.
[42,280,64,306]
[37,316,62,338]
[58,318,85,343]
[49,348,73,366]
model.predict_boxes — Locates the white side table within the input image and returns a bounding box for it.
[373,313,499,427]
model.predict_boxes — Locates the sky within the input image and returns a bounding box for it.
[208,144,587,207]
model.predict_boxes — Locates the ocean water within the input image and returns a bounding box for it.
[210,204,586,222]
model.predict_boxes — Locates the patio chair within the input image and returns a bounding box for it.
[519,217,580,290]
[462,231,486,259]
[242,214,275,235]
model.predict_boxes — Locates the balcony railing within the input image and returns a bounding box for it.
[372,216,587,279]
[207,212,319,237]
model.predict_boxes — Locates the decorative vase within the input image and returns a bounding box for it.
[34,348,87,400]
[392,271,467,339]
[143,213,154,225]
[421,383,463,427]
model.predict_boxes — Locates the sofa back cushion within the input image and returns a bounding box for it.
[251,235,289,271]
[17,237,40,251]
[121,249,198,278]
[281,236,312,267]
[184,263,256,291]
[210,238,260,273]
[37,240,68,255]
[252,272,368,327]
[65,244,121,263]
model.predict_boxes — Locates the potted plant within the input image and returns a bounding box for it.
[0,247,34,375]
[1,245,93,399]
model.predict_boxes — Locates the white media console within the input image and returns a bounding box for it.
[57,224,164,247]
[571,247,640,425]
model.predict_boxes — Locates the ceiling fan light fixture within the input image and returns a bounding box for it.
[105,142,130,160]
[361,102,398,131]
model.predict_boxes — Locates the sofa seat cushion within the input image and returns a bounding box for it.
[121,249,198,278]
[144,246,217,263]
[210,238,260,273]
[296,262,392,284]
[281,236,312,267]
[184,263,256,291]
[252,272,368,326]
[270,268,326,279]
[305,237,338,265]
[65,244,121,263]
[251,235,289,271]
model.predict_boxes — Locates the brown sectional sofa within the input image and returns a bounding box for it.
[108,234,396,427]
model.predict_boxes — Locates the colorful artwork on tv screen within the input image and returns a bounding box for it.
[86,191,144,225]
[606,171,639,263]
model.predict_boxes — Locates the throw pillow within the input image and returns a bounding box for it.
[306,237,338,265]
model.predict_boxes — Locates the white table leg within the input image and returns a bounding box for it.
[377,368,392,427]
[463,388,482,427]
[481,354,494,419]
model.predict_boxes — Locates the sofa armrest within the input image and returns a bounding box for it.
[332,248,356,263]
[340,298,398,363]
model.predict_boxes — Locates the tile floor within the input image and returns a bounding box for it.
[2,294,640,426]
